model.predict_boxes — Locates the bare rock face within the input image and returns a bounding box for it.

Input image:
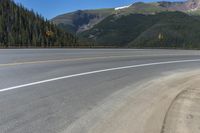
[157,0,200,11]
[185,0,200,10]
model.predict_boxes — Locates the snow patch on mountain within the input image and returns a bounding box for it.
[115,5,131,10]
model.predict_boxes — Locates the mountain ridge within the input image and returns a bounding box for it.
[52,0,200,34]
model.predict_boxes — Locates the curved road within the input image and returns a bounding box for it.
[0,49,200,133]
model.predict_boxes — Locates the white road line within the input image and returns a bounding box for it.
[1,59,200,92]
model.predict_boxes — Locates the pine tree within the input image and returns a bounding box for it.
[0,0,78,48]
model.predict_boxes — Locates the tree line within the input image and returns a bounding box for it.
[0,0,78,48]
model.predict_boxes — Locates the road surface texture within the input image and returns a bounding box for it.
[0,49,200,133]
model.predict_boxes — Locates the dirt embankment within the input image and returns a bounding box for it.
[65,70,200,133]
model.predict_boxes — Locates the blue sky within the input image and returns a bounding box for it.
[14,0,182,19]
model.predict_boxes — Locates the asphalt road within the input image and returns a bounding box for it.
[1,49,200,133]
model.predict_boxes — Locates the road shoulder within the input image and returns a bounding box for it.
[64,69,200,133]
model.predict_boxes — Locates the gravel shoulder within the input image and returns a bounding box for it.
[64,69,200,133]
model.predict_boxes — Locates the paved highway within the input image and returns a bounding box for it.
[0,49,200,133]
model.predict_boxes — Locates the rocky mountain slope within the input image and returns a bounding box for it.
[52,9,113,34]
[52,0,200,34]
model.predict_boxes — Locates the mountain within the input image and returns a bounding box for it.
[52,0,200,34]
[51,0,200,48]
[80,11,200,48]
[52,9,113,34]
[0,0,78,48]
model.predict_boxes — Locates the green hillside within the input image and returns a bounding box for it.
[80,11,200,49]
[0,0,78,48]
[129,12,200,48]
[80,13,158,47]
